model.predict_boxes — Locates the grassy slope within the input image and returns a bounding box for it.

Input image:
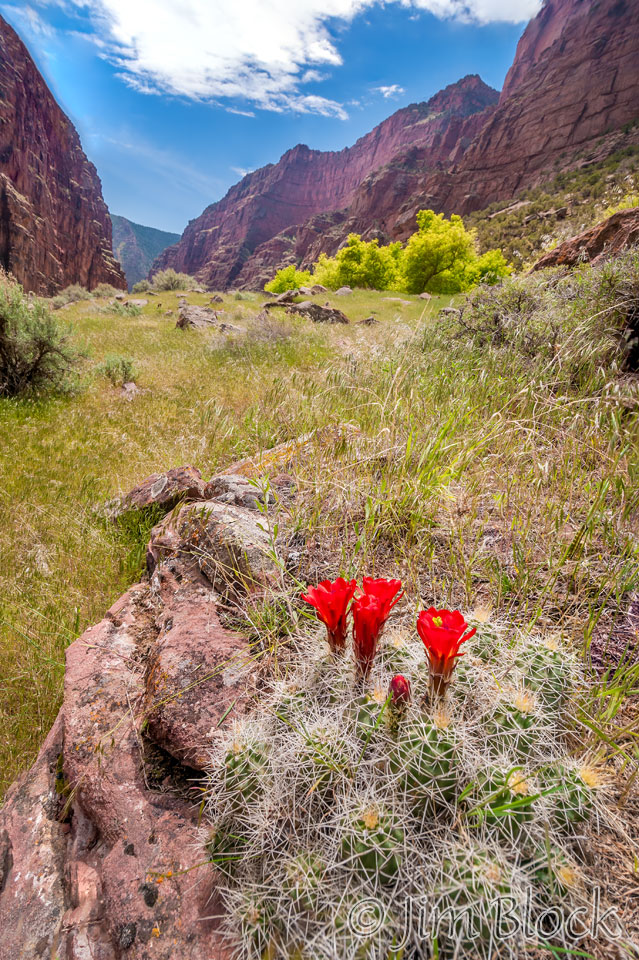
[468,145,639,269]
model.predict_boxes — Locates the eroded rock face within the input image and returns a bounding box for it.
[107,465,209,521]
[532,207,639,270]
[286,301,349,324]
[0,470,280,959]
[0,15,125,295]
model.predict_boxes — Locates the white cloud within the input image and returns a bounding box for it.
[231,166,253,178]
[376,84,405,99]
[41,0,542,115]
[226,107,256,118]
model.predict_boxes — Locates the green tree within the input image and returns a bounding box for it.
[264,264,313,294]
[400,210,478,294]
[332,234,401,290]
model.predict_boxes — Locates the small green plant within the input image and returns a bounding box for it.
[98,354,138,386]
[340,803,404,884]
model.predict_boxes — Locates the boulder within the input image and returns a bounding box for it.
[382,297,411,305]
[124,298,148,307]
[310,284,328,294]
[532,208,639,271]
[106,466,209,521]
[356,316,378,326]
[418,292,432,300]
[210,294,224,303]
[176,302,218,329]
[298,285,314,295]
[286,301,349,324]
[262,289,300,308]
[147,498,282,599]
[334,286,353,295]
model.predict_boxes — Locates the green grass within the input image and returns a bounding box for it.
[1,259,639,802]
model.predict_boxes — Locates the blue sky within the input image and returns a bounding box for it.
[1,1,540,234]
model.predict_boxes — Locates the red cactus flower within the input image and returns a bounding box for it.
[301,577,357,653]
[352,594,386,679]
[389,674,411,706]
[362,577,404,620]
[417,608,476,697]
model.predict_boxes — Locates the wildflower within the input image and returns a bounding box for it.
[417,607,476,698]
[389,674,411,706]
[301,577,357,653]
[362,577,404,619]
[352,594,386,679]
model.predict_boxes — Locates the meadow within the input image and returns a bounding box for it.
[1,261,638,821]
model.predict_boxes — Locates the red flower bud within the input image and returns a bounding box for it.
[301,577,357,653]
[389,674,411,705]
[417,607,475,697]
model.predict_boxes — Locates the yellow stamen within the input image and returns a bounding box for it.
[362,808,379,830]
[579,765,602,789]
[432,616,443,628]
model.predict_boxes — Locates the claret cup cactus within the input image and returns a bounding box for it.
[204,580,617,960]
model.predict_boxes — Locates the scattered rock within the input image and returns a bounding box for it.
[219,322,242,333]
[210,294,224,304]
[532,208,639,271]
[176,302,218,329]
[263,289,300,308]
[286,301,349,324]
[124,298,148,307]
[310,284,327,294]
[418,292,432,300]
[356,316,378,326]
[120,381,140,400]
[106,466,209,521]
[334,286,353,295]
[439,307,461,317]
[115,292,126,300]
[382,297,411,305]
[298,285,314,296]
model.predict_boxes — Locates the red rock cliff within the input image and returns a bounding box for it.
[432,0,639,216]
[0,15,125,294]
[154,75,498,289]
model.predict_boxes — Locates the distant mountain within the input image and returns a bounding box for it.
[111,216,180,289]
[152,75,499,290]
[155,0,639,291]
[0,15,125,294]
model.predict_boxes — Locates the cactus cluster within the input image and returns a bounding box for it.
[204,615,614,960]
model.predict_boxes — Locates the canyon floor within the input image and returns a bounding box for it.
[1,269,638,958]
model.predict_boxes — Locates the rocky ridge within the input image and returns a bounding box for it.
[0,15,125,295]
[153,75,499,290]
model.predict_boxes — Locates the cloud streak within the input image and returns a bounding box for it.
[41,0,542,116]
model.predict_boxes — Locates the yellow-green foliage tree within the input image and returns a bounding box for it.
[265,210,512,295]
[264,264,313,294]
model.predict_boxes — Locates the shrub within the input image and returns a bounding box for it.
[91,283,121,298]
[320,234,402,291]
[51,283,91,308]
[264,264,313,294]
[151,268,198,291]
[0,272,80,397]
[98,354,137,386]
[131,279,151,293]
